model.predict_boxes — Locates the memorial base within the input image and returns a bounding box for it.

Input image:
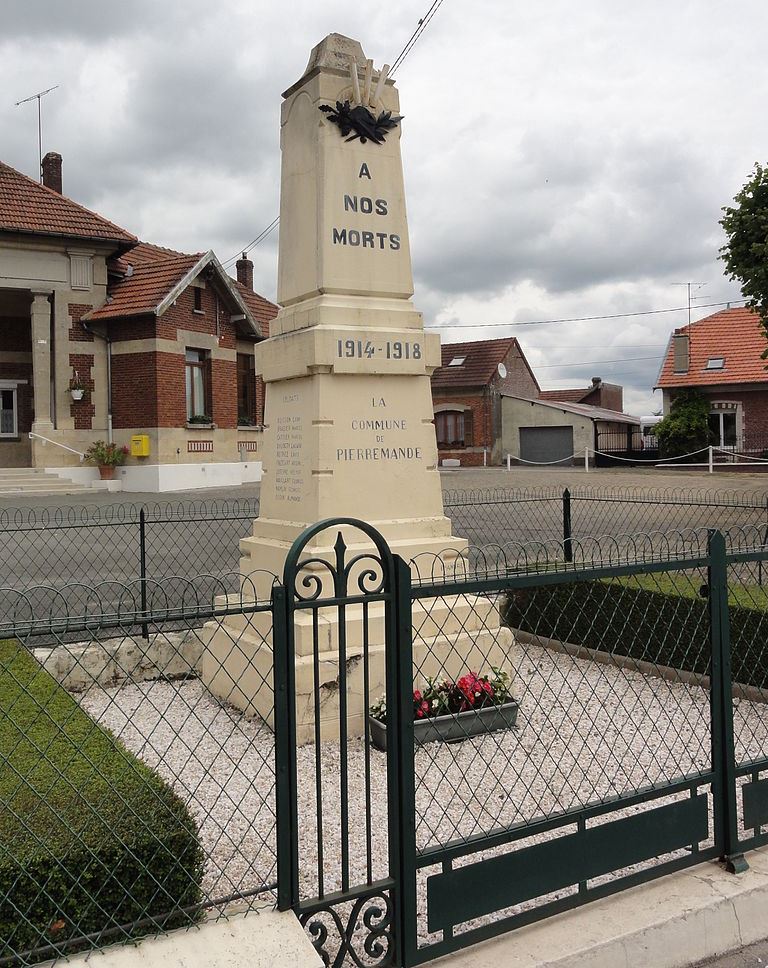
[202,596,517,745]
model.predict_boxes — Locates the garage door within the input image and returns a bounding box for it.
[519,426,574,464]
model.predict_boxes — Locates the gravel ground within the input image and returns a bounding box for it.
[75,638,768,956]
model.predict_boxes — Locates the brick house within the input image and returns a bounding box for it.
[0,153,277,490]
[540,376,623,412]
[656,307,768,453]
[430,337,540,465]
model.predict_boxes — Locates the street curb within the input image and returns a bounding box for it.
[38,906,323,968]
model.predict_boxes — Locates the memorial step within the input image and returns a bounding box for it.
[0,469,93,495]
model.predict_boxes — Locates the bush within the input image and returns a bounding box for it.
[502,577,767,687]
[0,641,204,964]
[654,389,713,460]
[83,440,129,467]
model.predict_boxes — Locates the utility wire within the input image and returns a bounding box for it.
[536,355,663,369]
[221,216,280,270]
[223,5,446,270]
[391,0,447,76]
[426,298,747,330]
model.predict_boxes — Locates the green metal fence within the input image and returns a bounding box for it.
[3,519,768,967]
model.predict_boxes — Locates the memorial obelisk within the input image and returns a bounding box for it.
[242,33,466,573]
[204,35,514,739]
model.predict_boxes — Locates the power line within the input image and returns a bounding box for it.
[536,355,664,369]
[221,216,279,270]
[426,298,747,330]
[223,9,446,270]
[391,0,448,76]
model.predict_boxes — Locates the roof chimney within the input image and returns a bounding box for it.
[673,332,690,374]
[236,252,254,291]
[41,151,62,194]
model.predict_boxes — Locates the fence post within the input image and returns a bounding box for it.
[760,496,768,586]
[584,447,589,471]
[708,445,714,474]
[393,556,417,967]
[273,583,299,911]
[708,529,749,873]
[139,509,149,641]
[562,488,573,563]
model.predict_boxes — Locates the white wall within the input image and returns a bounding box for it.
[50,461,263,492]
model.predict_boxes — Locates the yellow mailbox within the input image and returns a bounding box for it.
[130,434,150,458]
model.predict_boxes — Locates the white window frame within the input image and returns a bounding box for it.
[708,402,740,447]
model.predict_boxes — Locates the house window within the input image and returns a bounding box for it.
[237,353,256,424]
[706,357,725,370]
[193,286,203,313]
[435,410,471,447]
[708,410,737,447]
[448,356,466,367]
[185,348,210,419]
[0,388,17,437]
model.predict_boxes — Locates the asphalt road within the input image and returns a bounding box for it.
[693,938,768,966]
[1,466,765,637]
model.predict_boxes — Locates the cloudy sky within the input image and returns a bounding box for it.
[2,0,766,415]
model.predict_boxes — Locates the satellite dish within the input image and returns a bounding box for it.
[497,363,507,379]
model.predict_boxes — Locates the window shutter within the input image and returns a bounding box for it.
[464,411,473,447]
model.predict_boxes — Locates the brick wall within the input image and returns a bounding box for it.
[68,351,95,429]
[68,303,95,342]
[668,386,768,444]
[112,349,159,429]
[157,284,238,349]
[432,389,494,465]
[496,343,540,398]
[109,279,260,433]
[211,358,237,429]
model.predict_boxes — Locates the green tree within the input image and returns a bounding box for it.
[720,163,768,355]
[654,390,713,459]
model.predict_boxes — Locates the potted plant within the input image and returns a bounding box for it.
[369,668,518,751]
[187,414,214,427]
[84,439,130,480]
[70,371,86,401]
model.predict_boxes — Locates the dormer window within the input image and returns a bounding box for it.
[448,356,466,367]
[706,357,725,370]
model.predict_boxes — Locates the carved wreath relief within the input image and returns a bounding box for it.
[319,56,402,145]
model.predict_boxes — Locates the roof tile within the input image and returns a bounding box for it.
[656,307,768,388]
[432,337,520,389]
[0,160,136,245]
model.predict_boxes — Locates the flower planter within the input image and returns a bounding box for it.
[70,389,85,401]
[98,465,116,481]
[369,699,519,752]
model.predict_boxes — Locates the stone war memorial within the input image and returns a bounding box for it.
[204,33,514,741]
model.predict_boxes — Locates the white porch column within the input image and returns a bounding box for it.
[30,290,54,432]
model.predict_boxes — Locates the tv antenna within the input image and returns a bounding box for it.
[14,85,59,183]
[673,282,706,326]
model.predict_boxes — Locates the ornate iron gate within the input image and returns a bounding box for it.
[274,519,408,967]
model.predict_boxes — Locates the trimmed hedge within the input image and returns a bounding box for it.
[503,577,768,688]
[0,640,204,964]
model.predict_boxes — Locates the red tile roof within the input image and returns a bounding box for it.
[0,160,136,245]
[90,245,278,339]
[432,337,526,389]
[233,280,278,338]
[656,307,768,388]
[88,251,202,320]
[539,388,587,403]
